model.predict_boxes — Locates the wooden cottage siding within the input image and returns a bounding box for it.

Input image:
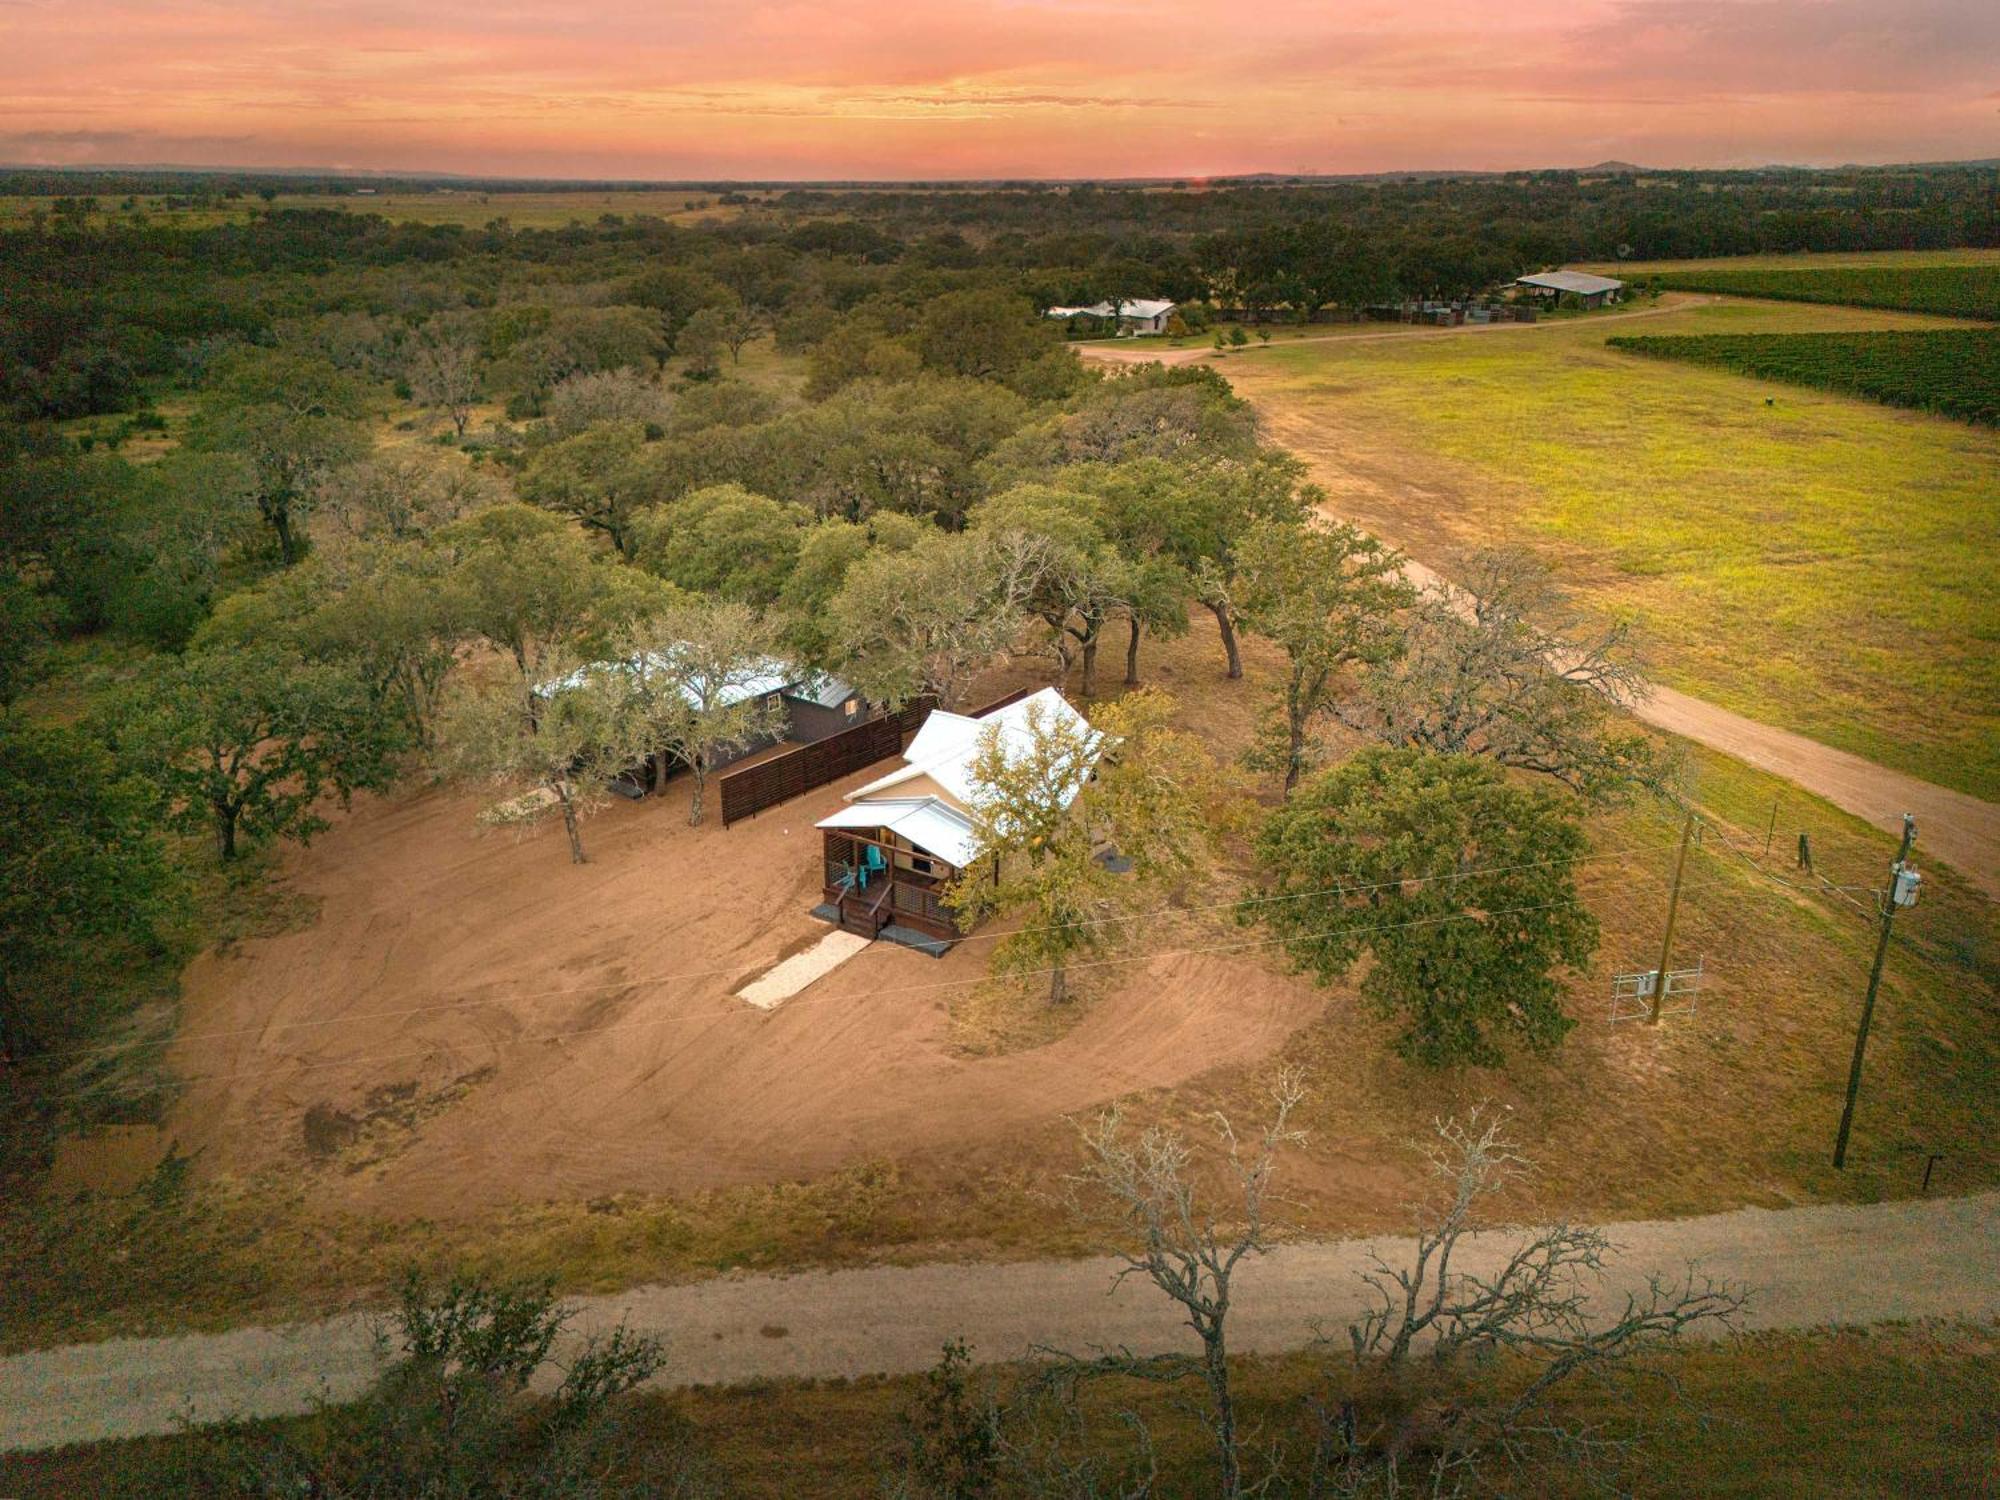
[783,695,861,743]
[821,827,968,940]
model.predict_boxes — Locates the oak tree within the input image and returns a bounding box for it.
[1233,518,1412,792]
[187,349,373,564]
[831,530,1025,710]
[437,503,645,716]
[1341,546,1668,802]
[517,420,660,558]
[1252,747,1597,1067]
[403,315,485,438]
[121,642,406,861]
[622,599,787,826]
[438,654,651,865]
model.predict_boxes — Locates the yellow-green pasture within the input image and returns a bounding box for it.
[0,188,753,232]
[1230,297,2000,800]
[1580,247,2000,276]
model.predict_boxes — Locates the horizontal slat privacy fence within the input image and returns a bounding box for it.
[716,686,1042,826]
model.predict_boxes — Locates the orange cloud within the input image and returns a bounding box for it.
[0,0,1992,177]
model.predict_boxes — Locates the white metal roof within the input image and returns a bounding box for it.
[785,672,862,709]
[1515,270,1624,295]
[816,798,981,869]
[1044,299,1177,320]
[538,652,797,710]
[818,687,1102,867]
[848,688,1098,808]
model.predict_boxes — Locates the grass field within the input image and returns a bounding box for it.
[4,1322,1993,1496]
[1580,247,2000,276]
[1229,297,2000,800]
[0,188,753,232]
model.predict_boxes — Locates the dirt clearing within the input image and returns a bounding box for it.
[163,761,1327,1217]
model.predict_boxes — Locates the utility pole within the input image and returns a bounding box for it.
[1649,808,1696,1024]
[1832,814,1920,1170]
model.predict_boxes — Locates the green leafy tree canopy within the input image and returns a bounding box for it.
[120,643,407,861]
[1252,747,1598,1067]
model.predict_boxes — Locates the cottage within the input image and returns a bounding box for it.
[814,688,1099,948]
[539,654,867,784]
[1043,298,1179,335]
[777,671,870,742]
[1513,270,1625,309]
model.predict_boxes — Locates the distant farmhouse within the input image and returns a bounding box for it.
[1514,270,1626,309]
[1044,298,1179,335]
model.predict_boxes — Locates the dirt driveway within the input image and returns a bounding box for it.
[1078,296,1713,369]
[4,1189,1994,1451]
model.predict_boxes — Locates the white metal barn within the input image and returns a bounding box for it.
[1044,298,1179,334]
[1514,270,1626,308]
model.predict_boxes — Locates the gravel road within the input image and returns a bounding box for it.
[5,1191,1995,1453]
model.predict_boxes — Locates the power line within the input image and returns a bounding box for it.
[1654,790,1876,921]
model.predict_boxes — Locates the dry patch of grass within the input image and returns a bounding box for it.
[685,1321,2000,1499]
[0,1148,1091,1355]
[945,969,1102,1056]
[0,189,755,233]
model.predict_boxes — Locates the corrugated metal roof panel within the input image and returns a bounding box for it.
[1516,270,1625,295]
[815,798,980,869]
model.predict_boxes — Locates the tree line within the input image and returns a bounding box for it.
[8,158,1995,421]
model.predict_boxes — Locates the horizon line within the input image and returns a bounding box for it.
[6,155,1999,190]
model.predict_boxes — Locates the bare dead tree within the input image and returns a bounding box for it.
[1338,547,1672,802]
[405,317,485,439]
[1056,1070,1307,1499]
[1315,1109,1743,1494]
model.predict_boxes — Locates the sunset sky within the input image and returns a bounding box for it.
[3,0,1995,180]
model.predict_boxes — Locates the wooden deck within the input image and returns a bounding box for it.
[822,831,966,942]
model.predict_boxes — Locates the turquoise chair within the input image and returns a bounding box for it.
[861,844,887,888]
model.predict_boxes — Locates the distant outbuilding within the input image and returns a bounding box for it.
[1044,298,1179,335]
[1514,270,1625,308]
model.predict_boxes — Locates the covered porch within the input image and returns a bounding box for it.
[819,826,982,945]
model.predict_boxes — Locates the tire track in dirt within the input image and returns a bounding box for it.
[158,775,1332,1216]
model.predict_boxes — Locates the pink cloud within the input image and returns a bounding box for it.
[0,0,1992,177]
